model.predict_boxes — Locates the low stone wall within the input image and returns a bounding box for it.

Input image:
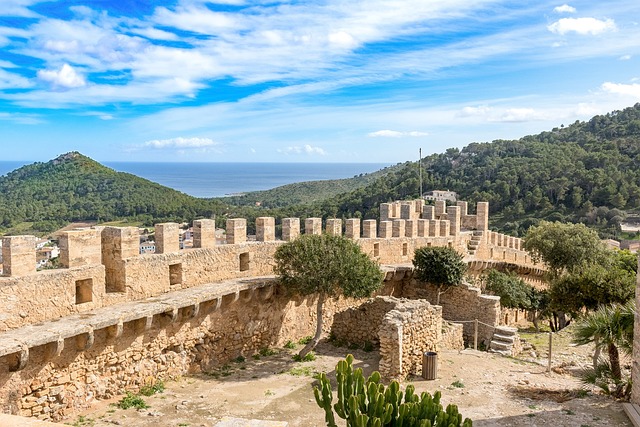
[378,298,442,380]
[331,296,444,379]
[440,322,464,351]
[330,297,398,346]
[402,275,501,347]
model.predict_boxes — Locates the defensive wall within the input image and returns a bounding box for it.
[0,200,545,421]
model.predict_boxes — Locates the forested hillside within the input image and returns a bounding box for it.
[252,103,640,238]
[0,152,224,233]
[221,163,403,208]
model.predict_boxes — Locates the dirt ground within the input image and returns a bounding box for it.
[69,331,631,427]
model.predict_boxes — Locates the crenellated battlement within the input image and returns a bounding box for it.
[0,200,542,334]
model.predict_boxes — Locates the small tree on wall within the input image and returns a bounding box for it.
[412,246,467,305]
[274,234,384,358]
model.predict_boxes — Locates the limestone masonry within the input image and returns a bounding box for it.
[0,200,545,421]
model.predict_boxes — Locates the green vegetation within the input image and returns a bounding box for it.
[292,351,316,362]
[314,354,472,427]
[524,221,636,330]
[116,392,149,410]
[573,301,634,398]
[413,246,467,304]
[523,221,607,276]
[275,234,384,358]
[482,270,532,310]
[139,379,165,396]
[259,347,277,356]
[221,164,403,208]
[0,152,225,235]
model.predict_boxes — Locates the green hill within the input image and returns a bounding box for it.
[251,103,640,239]
[0,152,224,234]
[220,163,403,208]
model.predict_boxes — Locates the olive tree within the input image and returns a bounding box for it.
[412,246,467,305]
[523,221,607,276]
[274,233,384,358]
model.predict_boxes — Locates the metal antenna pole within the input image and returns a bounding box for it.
[419,148,423,198]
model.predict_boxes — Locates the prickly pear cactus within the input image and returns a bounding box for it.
[313,354,472,427]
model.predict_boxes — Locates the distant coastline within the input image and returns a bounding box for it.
[0,161,389,198]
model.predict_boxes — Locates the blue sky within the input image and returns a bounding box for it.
[0,0,639,163]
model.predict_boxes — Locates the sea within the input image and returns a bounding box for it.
[0,161,389,198]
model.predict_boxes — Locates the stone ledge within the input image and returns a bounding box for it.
[0,276,277,368]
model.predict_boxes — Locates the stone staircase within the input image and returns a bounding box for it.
[467,231,483,256]
[489,326,521,356]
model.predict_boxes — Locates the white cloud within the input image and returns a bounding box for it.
[143,137,218,149]
[548,17,616,36]
[492,108,546,122]
[553,4,576,14]
[37,64,86,88]
[278,144,327,155]
[367,130,428,138]
[129,27,179,41]
[457,105,492,117]
[601,82,640,98]
[619,54,631,60]
[0,0,40,17]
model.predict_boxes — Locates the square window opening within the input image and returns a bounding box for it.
[76,278,93,304]
[239,252,250,272]
[169,263,183,286]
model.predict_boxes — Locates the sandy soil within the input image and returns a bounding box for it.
[69,331,631,427]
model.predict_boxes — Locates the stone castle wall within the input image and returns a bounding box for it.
[0,199,546,421]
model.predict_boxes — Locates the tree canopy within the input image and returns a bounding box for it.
[523,221,607,275]
[274,233,383,356]
[482,269,531,310]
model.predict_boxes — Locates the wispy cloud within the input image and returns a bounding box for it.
[548,17,616,35]
[278,145,327,156]
[0,112,43,125]
[553,4,576,14]
[492,108,547,122]
[367,130,428,138]
[143,137,219,149]
[0,0,40,18]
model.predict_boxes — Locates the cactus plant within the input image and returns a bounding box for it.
[313,354,472,427]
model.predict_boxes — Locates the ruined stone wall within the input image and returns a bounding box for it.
[402,275,501,346]
[378,299,442,380]
[440,322,464,351]
[330,297,398,346]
